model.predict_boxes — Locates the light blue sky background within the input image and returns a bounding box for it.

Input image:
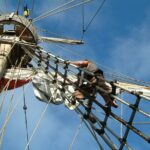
[0,0,150,150]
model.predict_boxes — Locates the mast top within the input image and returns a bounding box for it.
[0,13,38,43]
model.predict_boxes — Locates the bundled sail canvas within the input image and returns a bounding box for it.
[32,71,64,104]
[32,71,80,109]
[0,68,34,91]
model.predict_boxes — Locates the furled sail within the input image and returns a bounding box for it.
[32,71,79,109]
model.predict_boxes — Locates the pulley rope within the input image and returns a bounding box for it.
[33,0,77,22]
[0,56,30,145]
[23,86,30,150]
[24,104,49,150]
[111,94,150,118]
[84,0,106,32]
[0,0,5,13]
[81,0,106,40]
[94,99,150,143]
[81,0,85,40]
[91,112,132,149]
[119,95,141,150]
[0,83,31,146]
[120,94,123,138]
[0,57,33,115]
[0,76,16,114]
[31,0,35,17]
[24,91,55,150]
[75,110,105,150]
[33,0,94,23]
[77,105,133,150]
[4,0,7,13]
[133,122,150,125]
[76,107,118,149]
[69,118,83,150]
[16,0,21,15]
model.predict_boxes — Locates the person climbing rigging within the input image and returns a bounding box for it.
[70,60,118,108]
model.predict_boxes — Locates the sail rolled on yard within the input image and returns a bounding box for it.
[0,68,34,91]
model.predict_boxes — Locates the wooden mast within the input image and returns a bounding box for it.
[0,13,38,79]
[0,43,11,79]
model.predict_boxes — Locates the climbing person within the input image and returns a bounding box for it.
[70,60,118,108]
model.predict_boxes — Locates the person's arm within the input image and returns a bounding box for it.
[70,60,89,67]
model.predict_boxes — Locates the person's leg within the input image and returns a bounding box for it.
[73,90,85,99]
[99,92,118,108]
[97,77,118,108]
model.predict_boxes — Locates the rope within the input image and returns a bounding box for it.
[133,122,150,125]
[81,0,85,40]
[48,44,150,87]
[0,0,3,13]
[0,56,29,145]
[0,56,33,116]
[120,94,123,138]
[84,0,106,32]
[56,43,150,86]
[111,94,150,118]
[26,47,150,102]
[0,78,15,113]
[31,0,35,16]
[34,40,150,87]
[94,99,150,143]
[4,0,7,13]
[0,83,31,146]
[75,109,104,150]
[90,126,104,150]
[33,0,93,23]
[77,108,118,149]
[33,0,76,22]
[69,118,83,150]
[23,86,30,150]
[36,30,139,89]
[81,0,106,39]
[119,96,141,150]
[16,0,21,15]
[24,102,49,150]
[91,112,133,150]
[36,27,75,39]
[54,44,83,60]
[22,44,150,149]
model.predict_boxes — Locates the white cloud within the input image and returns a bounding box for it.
[109,18,150,81]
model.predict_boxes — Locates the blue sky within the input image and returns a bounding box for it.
[0,0,150,150]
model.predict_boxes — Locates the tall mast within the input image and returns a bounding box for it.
[0,12,38,79]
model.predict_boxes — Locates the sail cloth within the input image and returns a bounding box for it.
[32,71,80,110]
[0,68,34,91]
[0,67,79,109]
[115,82,150,98]
[32,71,63,104]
